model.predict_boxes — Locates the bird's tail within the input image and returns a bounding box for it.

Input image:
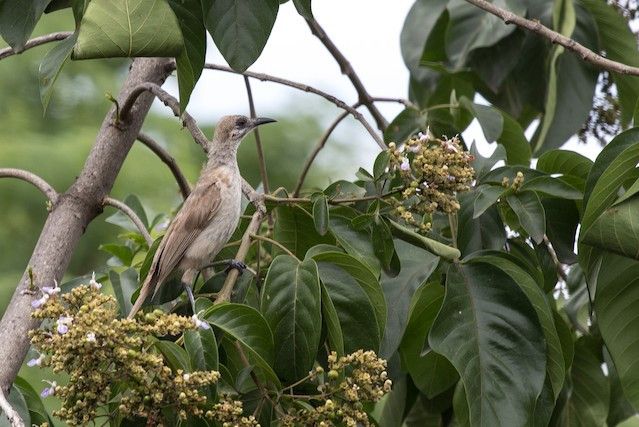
[127,273,156,319]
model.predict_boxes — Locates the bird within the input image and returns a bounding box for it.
[128,115,276,319]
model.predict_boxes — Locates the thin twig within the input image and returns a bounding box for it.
[234,342,284,417]
[0,168,58,203]
[250,234,298,259]
[0,31,72,60]
[103,197,153,246]
[243,76,270,195]
[265,189,402,205]
[304,17,388,131]
[465,0,639,76]
[137,132,190,199]
[543,235,568,282]
[0,387,25,427]
[203,63,385,149]
[120,83,210,152]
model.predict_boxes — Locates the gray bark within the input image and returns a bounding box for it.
[0,57,172,391]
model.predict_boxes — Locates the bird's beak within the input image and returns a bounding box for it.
[251,117,277,127]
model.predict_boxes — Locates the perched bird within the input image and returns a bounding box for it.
[128,115,276,319]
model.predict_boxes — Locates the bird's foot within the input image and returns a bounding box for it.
[225,259,247,274]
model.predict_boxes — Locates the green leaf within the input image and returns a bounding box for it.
[582,0,639,125]
[155,340,191,371]
[329,214,381,276]
[536,149,593,182]
[168,0,206,110]
[260,255,321,381]
[38,32,78,112]
[383,108,426,143]
[0,384,29,427]
[140,237,162,281]
[110,268,138,316]
[204,0,279,72]
[373,150,390,180]
[372,218,395,271]
[312,196,329,236]
[543,199,579,264]
[184,327,218,398]
[274,205,334,258]
[381,239,439,358]
[473,185,504,219]
[105,194,149,232]
[506,190,546,244]
[13,377,49,426]
[311,251,387,340]
[99,243,134,266]
[319,282,344,356]
[73,0,183,59]
[292,0,312,19]
[498,111,531,166]
[323,180,365,199]
[520,175,582,199]
[0,0,50,52]
[203,303,279,386]
[445,0,526,69]
[582,194,639,260]
[457,191,506,256]
[429,260,546,426]
[459,97,503,142]
[398,282,458,398]
[387,219,460,260]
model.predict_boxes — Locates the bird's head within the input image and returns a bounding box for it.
[212,115,276,150]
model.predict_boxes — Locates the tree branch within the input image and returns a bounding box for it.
[265,189,402,205]
[304,17,388,131]
[0,57,173,392]
[0,31,72,60]
[465,0,639,76]
[120,82,210,152]
[137,132,190,199]
[0,168,58,203]
[0,388,24,427]
[203,63,386,149]
[543,235,568,282]
[243,76,270,195]
[103,197,154,246]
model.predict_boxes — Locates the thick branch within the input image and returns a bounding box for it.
[103,197,153,246]
[137,132,190,199]
[305,18,388,131]
[0,168,58,203]
[0,58,172,392]
[0,31,72,60]
[120,83,210,152]
[204,63,386,149]
[465,0,639,76]
[0,388,24,427]
[243,76,270,194]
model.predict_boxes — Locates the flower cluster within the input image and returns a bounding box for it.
[502,171,525,190]
[28,284,222,426]
[205,396,259,427]
[280,350,391,427]
[387,132,474,231]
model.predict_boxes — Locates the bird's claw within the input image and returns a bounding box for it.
[225,259,247,274]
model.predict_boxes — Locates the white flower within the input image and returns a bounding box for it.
[421,181,430,189]
[183,373,190,381]
[417,131,428,142]
[56,316,74,335]
[406,144,420,153]
[32,279,61,308]
[27,354,44,367]
[443,140,459,153]
[40,381,56,398]
[31,294,49,309]
[86,332,96,342]
[191,314,210,330]
[89,272,102,290]
[400,158,410,171]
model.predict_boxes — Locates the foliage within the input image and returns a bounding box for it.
[4,0,639,426]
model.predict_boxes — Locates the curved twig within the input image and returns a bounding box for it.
[0,388,24,427]
[120,83,210,152]
[0,168,58,203]
[250,233,298,259]
[203,63,386,149]
[465,0,639,76]
[137,132,190,199]
[243,76,270,194]
[0,31,72,60]
[304,17,388,131]
[103,197,153,246]
[265,189,402,205]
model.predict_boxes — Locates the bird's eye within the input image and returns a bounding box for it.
[236,118,247,127]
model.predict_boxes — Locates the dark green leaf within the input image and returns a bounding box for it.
[388,219,460,260]
[292,0,312,19]
[372,219,395,271]
[521,175,582,199]
[384,108,426,143]
[39,32,78,112]
[370,375,408,427]
[99,243,134,266]
[110,268,138,316]
[319,282,344,356]
[473,184,503,219]
[582,194,639,260]
[274,205,334,258]
[373,150,390,180]
[506,190,546,244]
[471,142,507,181]
[324,180,365,199]
[312,196,329,236]
[0,0,50,52]
[155,340,191,371]
[429,260,546,426]
[536,149,593,182]
[184,327,218,398]
[204,0,279,72]
[459,97,503,142]
[261,255,321,381]
[498,111,531,166]
[140,237,162,281]
[457,191,506,256]
[73,0,183,59]
[329,215,380,276]
[13,377,48,426]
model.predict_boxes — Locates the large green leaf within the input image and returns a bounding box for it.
[155,340,191,371]
[520,176,582,200]
[506,190,546,244]
[582,194,639,260]
[311,251,386,339]
[73,0,183,59]
[319,282,344,356]
[473,185,504,219]
[168,0,206,110]
[380,239,439,358]
[13,377,49,426]
[398,282,458,398]
[445,0,526,69]
[110,268,138,316]
[38,32,78,112]
[202,303,279,386]
[384,107,427,143]
[0,0,50,52]
[274,205,334,258]
[460,97,503,142]
[457,191,506,256]
[329,214,380,276]
[543,199,579,264]
[204,0,279,72]
[536,149,593,183]
[429,260,546,426]
[184,327,218,399]
[582,0,639,125]
[260,255,321,381]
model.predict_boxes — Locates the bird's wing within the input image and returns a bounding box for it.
[151,175,222,284]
